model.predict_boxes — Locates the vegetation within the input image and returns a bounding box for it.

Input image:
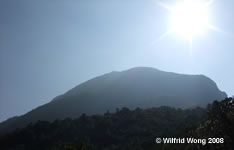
[0,67,227,135]
[0,98,233,150]
[193,97,234,150]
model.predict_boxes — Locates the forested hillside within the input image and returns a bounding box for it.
[1,98,233,150]
[0,67,227,135]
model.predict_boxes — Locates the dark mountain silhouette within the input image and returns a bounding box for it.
[0,67,227,134]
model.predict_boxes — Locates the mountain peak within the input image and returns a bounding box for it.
[0,67,227,134]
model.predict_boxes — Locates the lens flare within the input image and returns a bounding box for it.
[171,1,209,38]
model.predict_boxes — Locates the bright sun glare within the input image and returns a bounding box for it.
[171,0,208,38]
[156,0,221,54]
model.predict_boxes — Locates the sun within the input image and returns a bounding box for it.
[171,0,209,38]
[156,0,221,54]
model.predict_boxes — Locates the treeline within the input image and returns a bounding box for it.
[194,98,234,150]
[0,98,233,150]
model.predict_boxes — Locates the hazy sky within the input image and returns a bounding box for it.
[0,0,234,122]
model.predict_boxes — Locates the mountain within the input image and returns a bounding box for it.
[0,67,227,134]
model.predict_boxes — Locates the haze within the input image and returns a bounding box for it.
[0,0,233,122]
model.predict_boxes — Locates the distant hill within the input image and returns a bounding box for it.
[0,67,227,134]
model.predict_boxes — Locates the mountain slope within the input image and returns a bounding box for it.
[0,67,227,134]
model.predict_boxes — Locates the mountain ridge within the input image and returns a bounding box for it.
[0,67,227,134]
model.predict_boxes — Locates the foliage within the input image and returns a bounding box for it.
[193,98,234,150]
[0,98,233,150]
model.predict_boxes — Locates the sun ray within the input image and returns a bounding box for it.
[158,29,174,41]
[207,24,233,38]
[206,24,223,33]
[150,29,174,47]
[205,0,215,6]
[156,1,173,11]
